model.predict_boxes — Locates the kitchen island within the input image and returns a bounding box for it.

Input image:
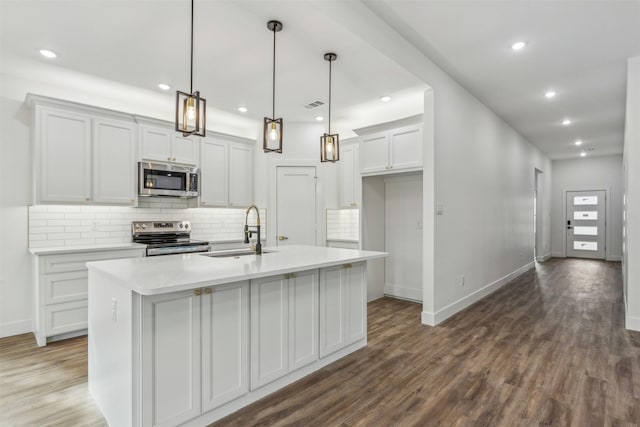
[87,245,387,427]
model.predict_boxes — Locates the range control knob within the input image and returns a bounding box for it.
[134,224,140,229]
[141,224,147,229]
[184,223,189,229]
[179,223,183,229]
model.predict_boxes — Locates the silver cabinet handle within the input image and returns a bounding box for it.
[278,235,288,241]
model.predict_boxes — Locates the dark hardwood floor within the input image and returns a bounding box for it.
[1,258,638,426]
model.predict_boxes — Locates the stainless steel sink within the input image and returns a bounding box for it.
[200,249,274,258]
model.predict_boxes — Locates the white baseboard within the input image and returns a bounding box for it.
[626,316,640,332]
[536,253,552,262]
[0,319,32,338]
[384,284,422,302]
[433,262,535,325]
[551,251,565,258]
[421,310,435,326]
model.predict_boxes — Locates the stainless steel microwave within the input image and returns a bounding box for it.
[138,162,199,198]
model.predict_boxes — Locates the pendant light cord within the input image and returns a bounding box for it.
[328,59,332,134]
[272,26,276,119]
[190,0,194,94]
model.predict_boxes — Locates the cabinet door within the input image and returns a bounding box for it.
[229,143,253,207]
[319,265,346,358]
[250,275,288,390]
[201,281,249,412]
[390,124,422,170]
[360,132,389,174]
[200,138,228,206]
[288,270,319,371]
[142,290,201,427]
[172,134,199,166]
[345,262,367,345]
[38,107,92,203]
[92,118,137,205]
[340,144,358,208]
[140,125,172,163]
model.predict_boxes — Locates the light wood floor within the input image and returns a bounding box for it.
[1,258,639,426]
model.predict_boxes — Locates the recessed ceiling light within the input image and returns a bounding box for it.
[315,116,324,121]
[544,91,556,99]
[157,83,171,91]
[511,41,526,51]
[380,96,391,102]
[562,119,572,126]
[237,106,248,113]
[580,151,587,157]
[39,49,57,59]
[574,140,583,146]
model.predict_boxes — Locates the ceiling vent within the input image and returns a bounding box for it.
[304,100,325,109]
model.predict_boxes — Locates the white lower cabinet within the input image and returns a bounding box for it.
[250,269,319,390]
[33,248,144,346]
[141,281,250,427]
[319,262,366,358]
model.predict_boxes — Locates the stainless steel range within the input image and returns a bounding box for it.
[132,221,210,256]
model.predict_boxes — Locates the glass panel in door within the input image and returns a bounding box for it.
[566,190,605,259]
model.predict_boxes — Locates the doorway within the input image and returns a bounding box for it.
[275,166,317,246]
[565,190,606,259]
[534,169,543,261]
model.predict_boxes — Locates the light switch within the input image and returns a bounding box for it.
[111,297,118,322]
[435,204,444,215]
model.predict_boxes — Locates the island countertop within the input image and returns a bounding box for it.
[87,245,387,296]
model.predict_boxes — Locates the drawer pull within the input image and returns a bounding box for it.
[194,289,202,296]
[204,287,212,294]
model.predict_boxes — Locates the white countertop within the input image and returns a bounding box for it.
[87,245,387,296]
[29,243,147,255]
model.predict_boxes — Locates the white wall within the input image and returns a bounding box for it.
[317,1,553,325]
[624,56,640,330]
[0,98,33,337]
[384,173,423,301]
[550,155,623,260]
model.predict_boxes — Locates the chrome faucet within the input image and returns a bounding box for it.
[244,205,262,255]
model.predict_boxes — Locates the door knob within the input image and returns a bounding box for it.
[278,235,288,241]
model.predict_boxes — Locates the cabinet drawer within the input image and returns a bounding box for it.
[44,271,88,304]
[42,249,144,274]
[45,300,88,337]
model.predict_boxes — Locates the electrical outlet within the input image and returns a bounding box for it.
[417,220,423,229]
[460,275,465,287]
[91,221,99,231]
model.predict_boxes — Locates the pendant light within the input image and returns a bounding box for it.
[175,0,206,137]
[264,20,283,153]
[320,53,339,163]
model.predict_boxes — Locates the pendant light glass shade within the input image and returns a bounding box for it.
[320,53,339,163]
[175,0,206,137]
[264,20,283,153]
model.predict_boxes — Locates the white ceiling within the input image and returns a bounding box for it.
[1,0,639,159]
[365,0,640,160]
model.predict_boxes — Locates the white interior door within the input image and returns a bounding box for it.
[566,190,606,259]
[276,166,317,246]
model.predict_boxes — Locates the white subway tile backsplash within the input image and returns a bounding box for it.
[29,205,269,248]
[326,209,359,241]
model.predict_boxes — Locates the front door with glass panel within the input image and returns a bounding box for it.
[566,190,605,259]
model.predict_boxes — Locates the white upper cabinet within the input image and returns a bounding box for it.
[33,100,136,206]
[340,143,360,208]
[37,107,92,203]
[200,138,228,207]
[360,124,423,175]
[139,124,199,166]
[229,143,254,207]
[92,118,137,205]
[389,125,423,170]
[199,138,254,208]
